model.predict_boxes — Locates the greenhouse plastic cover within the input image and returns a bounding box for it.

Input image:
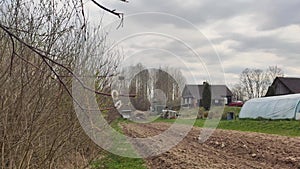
[239,94,300,120]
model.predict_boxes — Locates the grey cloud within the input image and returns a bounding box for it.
[104,0,253,28]
[107,0,300,31]
[222,33,300,59]
[96,0,300,83]
[224,66,245,75]
[255,0,300,30]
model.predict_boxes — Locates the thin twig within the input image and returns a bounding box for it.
[90,0,123,18]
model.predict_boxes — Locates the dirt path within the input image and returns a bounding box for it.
[121,122,300,169]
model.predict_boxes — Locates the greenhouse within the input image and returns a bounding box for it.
[239,94,300,120]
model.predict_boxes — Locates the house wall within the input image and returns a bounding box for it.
[182,97,231,108]
[182,97,195,108]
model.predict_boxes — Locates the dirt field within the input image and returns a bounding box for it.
[121,122,300,169]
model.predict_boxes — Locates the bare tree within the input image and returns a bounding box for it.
[267,65,284,83]
[159,67,186,109]
[231,84,244,101]
[240,68,269,99]
[240,68,255,99]
[118,64,186,111]
[239,66,284,99]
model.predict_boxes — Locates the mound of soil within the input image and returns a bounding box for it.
[122,122,300,169]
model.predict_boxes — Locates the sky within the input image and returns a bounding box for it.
[84,0,300,88]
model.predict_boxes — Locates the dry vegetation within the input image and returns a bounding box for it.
[0,0,124,168]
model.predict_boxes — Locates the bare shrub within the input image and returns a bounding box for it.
[0,0,123,168]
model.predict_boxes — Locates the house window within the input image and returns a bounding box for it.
[184,98,188,104]
[224,97,228,104]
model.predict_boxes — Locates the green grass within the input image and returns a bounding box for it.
[91,153,146,169]
[90,119,147,169]
[153,106,300,136]
[223,106,242,117]
[155,118,300,137]
[215,119,300,137]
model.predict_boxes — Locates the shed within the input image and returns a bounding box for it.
[265,77,300,96]
[239,94,300,120]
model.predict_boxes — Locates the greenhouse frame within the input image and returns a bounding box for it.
[239,94,300,120]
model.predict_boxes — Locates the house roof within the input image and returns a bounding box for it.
[182,84,233,99]
[273,77,300,93]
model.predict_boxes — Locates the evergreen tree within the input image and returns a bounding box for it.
[202,82,211,110]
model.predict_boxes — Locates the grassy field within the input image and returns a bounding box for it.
[90,153,146,169]
[223,106,242,117]
[156,106,300,137]
[90,119,147,169]
[213,119,300,136]
[155,118,300,137]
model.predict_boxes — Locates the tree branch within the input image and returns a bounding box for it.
[90,0,124,18]
[0,23,135,111]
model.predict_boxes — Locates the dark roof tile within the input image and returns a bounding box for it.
[277,77,300,93]
[183,84,232,99]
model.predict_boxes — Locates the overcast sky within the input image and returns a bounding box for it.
[85,0,300,87]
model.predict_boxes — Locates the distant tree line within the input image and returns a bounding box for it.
[232,65,284,101]
[119,63,186,111]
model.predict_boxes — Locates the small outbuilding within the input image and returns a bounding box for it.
[265,77,300,96]
[239,94,300,120]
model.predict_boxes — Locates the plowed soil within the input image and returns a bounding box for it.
[121,122,300,169]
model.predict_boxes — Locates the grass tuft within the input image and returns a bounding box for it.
[90,118,147,169]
